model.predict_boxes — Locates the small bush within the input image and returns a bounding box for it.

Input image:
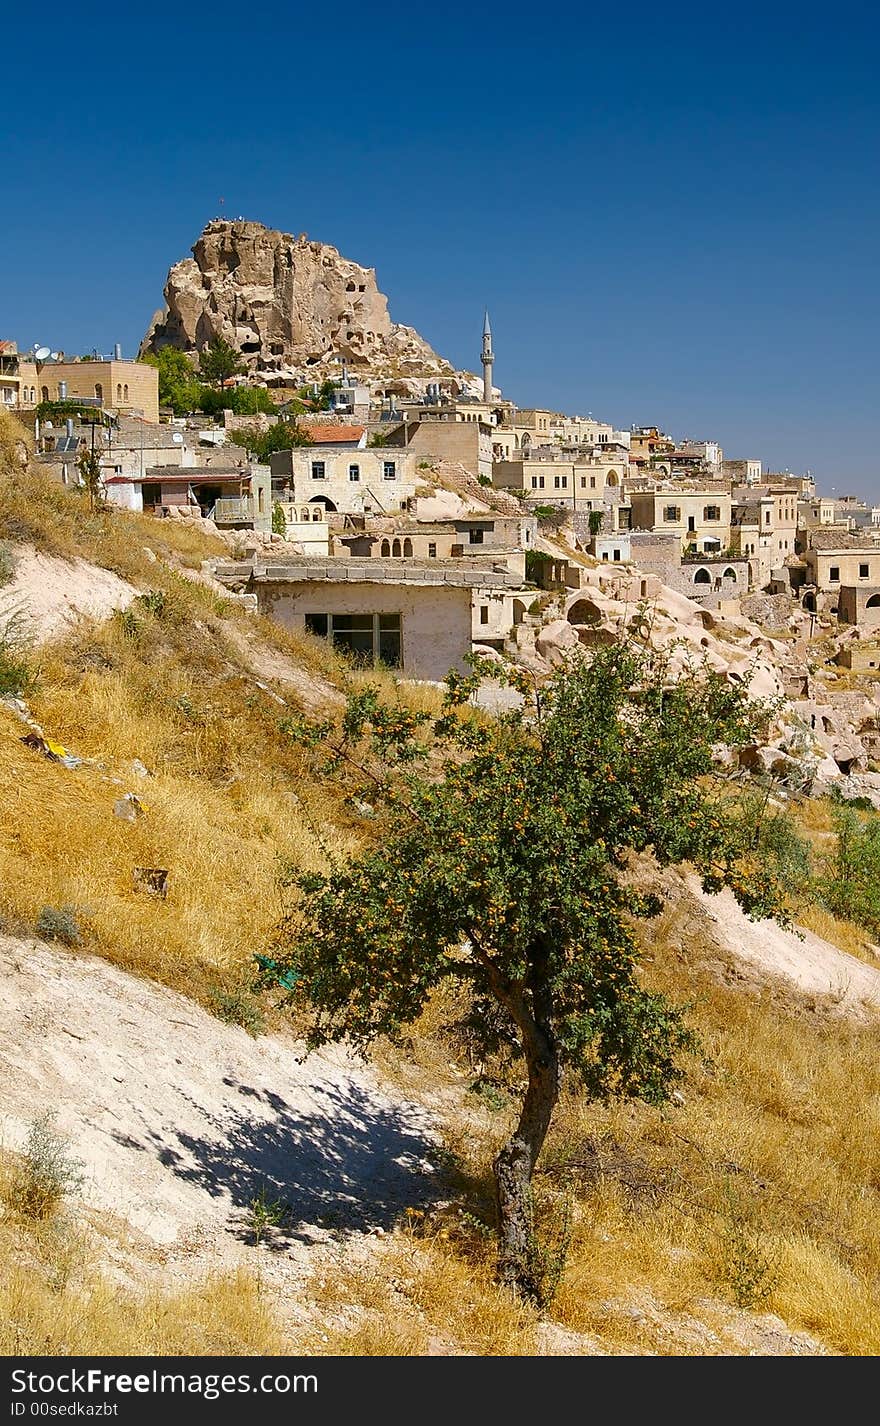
[271,503,287,537]
[209,988,266,1037]
[0,613,36,697]
[820,805,880,938]
[35,905,82,947]
[0,541,15,587]
[7,1112,85,1220]
[245,1184,291,1245]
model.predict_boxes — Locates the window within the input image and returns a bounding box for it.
[590,477,596,488]
[116,384,122,401]
[704,505,720,521]
[580,477,587,489]
[304,612,401,668]
[613,549,621,562]
[380,540,390,557]
[829,566,840,582]
[480,606,489,625]
[392,539,401,557]
[860,563,870,578]
[428,542,437,558]
[531,476,538,489]
[469,528,484,544]
[403,538,413,557]
[554,476,561,489]
[383,460,396,480]
[94,383,103,400]
[539,476,545,489]
[123,384,129,402]
[561,476,567,488]
[311,461,326,480]
[664,505,680,522]
[765,509,771,524]
[349,463,360,482]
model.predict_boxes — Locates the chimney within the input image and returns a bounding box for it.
[58,380,67,399]
[113,343,122,361]
[66,419,74,438]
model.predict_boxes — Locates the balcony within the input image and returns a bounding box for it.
[212,497,253,525]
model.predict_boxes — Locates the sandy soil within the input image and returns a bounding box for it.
[0,547,135,643]
[688,876,880,1017]
[0,936,440,1270]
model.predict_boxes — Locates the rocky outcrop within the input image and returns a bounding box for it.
[140,219,453,383]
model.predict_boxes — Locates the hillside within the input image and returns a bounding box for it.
[1,419,880,1355]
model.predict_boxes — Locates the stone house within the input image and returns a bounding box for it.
[801,535,880,615]
[730,487,799,585]
[105,462,272,532]
[628,488,732,554]
[215,556,528,679]
[0,343,38,410]
[492,452,626,511]
[269,446,418,515]
[329,513,536,580]
[38,359,159,423]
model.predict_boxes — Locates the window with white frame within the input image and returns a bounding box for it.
[311,461,326,480]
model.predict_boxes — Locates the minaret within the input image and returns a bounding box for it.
[481,310,494,402]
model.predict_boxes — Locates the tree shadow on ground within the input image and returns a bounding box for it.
[114,1075,443,1248]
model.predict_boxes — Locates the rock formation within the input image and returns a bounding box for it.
[140,219,454,385]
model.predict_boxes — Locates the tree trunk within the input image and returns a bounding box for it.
[493,1018,559,1302]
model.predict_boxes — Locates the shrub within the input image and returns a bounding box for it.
[821,805,880,938]
[35,905,82,947]
[7,1112,85,1220]
[245,1184,291,1245]
[0,541,15,587]
[271,503,287,537]
[0,614,36,697]
[209,987,266,1037]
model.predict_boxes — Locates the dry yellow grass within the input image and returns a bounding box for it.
[2,438,880,1354]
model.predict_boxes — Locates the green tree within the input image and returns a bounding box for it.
[198,385,275,418]
[822,804,880,937]
[271,502,287,537]
[228,420,312,462]
[199,336,245,389]
[76,445,104,511]
[267,643,788,1301]
[141,349,202,416]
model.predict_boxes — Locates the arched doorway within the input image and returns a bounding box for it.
[722,567,737,581]
[403,537,413,557]
[513,598,528,626]
[693,568,711,585]
[803,592,816,612]
[380,540,390,557]
[392,539,401,557]
[309,496,337,512]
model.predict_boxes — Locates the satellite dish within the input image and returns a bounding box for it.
[34,346,51,361]
[50,353,60,361]
[171,432,184,444]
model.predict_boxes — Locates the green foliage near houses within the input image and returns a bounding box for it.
[271,503,287,537]
[141,349,202,416]
[198,386,276,418]
[199,337,245,389]
[267,642,788,1302]
[228,420,313,462]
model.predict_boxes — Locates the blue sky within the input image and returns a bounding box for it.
[2,1,878,498]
